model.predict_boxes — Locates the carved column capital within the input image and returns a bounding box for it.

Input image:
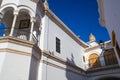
[13,10,19,16]
[30,17,36,23]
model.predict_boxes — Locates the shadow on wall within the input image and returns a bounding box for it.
[29,48,42,80]
[66,54,77,80]
[97,77,120,80]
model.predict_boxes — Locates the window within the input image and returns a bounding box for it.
[104,49,118,65]
[89,54,101,68]
[83,56,85,62]
[19,19,30,29]
[56,37,61,53]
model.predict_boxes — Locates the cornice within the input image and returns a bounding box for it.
[41,60,86,76]
[97,0,106,27]
[86,64,119,76]
[0,48,31,56]
[0,36,34,47]
[44,9,88,48]
[85,45,100,52]
[0,36,42,59]
[42,50,85,73]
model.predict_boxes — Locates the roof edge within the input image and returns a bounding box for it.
[97,0,106,27]
[44,8,88,48]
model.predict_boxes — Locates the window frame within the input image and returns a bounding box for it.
[56,37,61,53]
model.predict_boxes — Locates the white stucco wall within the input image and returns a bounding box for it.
[41,15,85,69]
[1,0,19,6]
[0,41,40,80]
[102,0,120,46]
[0,52,31,80]
[40,56,86,80]
[0,52,6,73]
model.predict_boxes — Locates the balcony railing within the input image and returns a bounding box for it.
[0,28,10,36]
[0,28,38,44]
[85,53,118,71]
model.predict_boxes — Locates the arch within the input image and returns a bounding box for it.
[104,48,118,65]
[0,4,17,14]
[89,53,101,68]
[18,6,35,18]
[2,7,14,28]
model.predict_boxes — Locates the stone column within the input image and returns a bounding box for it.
[0,13,3,23]
[29,17,36,41]
[9,10,18,36]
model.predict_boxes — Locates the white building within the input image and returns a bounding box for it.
[0,0,120,80]
[97,0,120,63]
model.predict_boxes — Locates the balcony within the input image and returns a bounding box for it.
[0,28,38,45]
[85,50,119,73]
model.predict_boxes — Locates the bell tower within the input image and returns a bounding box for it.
[0,0,43,80]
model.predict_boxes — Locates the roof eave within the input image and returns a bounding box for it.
[97,0,106,27]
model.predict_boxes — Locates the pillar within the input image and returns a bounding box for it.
[29,17,36,41]
[9,10,18,36]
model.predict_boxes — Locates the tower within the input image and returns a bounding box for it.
[0,0,42,80]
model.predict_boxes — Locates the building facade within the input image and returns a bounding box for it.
[97,0,120,65]
[0,0,120,80]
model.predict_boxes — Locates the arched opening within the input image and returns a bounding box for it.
[104,48,118,65]
[98,77,120,80]
[15,10,31,40]
[89,54,101,68]
[0,7,14,36]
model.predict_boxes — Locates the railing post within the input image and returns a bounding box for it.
[29,17,36,41]
[113,47,120,66]
[9,10,18,36]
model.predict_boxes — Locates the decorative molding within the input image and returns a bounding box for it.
[0,3,17,9]
[42,50,85,72]
[41,60,86,76]
[85,46,100,52]
[30,0,39,3]
[0,48,31,56]
[0,36,34,48]
[0,36,42,58]
[87,64,120,77]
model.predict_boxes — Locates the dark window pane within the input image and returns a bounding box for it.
[56,37,61,53]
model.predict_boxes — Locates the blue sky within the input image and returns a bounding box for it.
[0,0,110,43]
[47,0,110,42]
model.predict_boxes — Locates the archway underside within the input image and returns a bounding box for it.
[98,77,120,80]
